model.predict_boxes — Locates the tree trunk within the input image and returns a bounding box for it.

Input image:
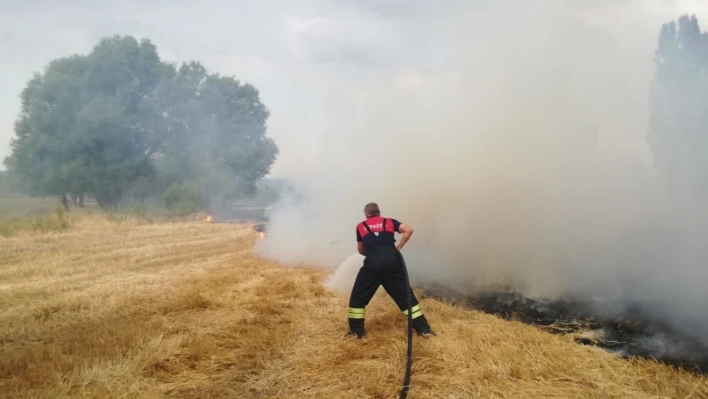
[94,187,122,210]
[60,194,69,211]
[78,194,85,208]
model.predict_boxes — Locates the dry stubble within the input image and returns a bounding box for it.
[0,217,706,398]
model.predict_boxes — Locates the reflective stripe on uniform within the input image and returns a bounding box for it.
[348,307,366,319]
[402,304,423,319]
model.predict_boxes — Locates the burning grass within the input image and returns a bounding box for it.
[0,217,706,398]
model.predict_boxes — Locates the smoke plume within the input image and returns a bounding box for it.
[254,1,708,340]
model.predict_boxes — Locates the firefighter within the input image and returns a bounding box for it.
[347,202,436,339]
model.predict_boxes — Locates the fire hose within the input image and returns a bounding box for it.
[303,235,415,396]
[399,251,414,399]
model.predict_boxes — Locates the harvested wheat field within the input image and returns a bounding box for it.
[1,217,707,399]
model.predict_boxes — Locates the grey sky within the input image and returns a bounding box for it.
[1,1,707,175]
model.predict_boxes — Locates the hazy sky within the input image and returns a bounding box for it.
[1,0,707,175]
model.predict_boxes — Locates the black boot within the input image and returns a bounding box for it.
[412,315,436,337]
[348,318,365,339]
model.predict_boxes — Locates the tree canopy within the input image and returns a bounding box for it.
[648,14,708,199]
[4,35,278,210]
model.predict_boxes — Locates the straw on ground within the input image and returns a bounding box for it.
[0,216,706,398]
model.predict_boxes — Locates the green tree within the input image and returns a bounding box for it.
[5,35,278,213]
[648,14,708,198]
[157,62,279,208]
[5,36,167,209]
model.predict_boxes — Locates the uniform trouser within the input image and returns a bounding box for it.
[347,249,432,337]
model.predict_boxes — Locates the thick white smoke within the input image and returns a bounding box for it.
[254,1,708,339]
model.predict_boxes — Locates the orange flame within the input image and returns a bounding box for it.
[259,232,265,239]
[205,215,213,222]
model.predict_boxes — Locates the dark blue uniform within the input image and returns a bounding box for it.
[356,216,401,248]
[347,216,433,338]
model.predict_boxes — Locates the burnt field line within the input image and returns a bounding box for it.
[421,286,708,375]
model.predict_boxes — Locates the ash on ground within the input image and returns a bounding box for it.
[422,285,708,375]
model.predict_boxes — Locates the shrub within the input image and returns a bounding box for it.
[162,184,204,217]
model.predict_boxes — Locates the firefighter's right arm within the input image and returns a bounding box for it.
[396,223,414,251]
[356,228,366,255]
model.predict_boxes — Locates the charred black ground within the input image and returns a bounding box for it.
[421,285,708,375]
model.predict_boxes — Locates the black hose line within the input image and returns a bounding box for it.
[399,251,414,399]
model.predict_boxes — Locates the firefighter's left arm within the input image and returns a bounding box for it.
[396,222,414,251]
